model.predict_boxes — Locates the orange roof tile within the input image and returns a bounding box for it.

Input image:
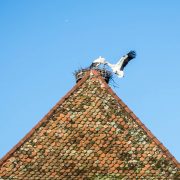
[0,69,179,179]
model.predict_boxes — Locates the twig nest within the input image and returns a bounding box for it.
[74,68,112,84]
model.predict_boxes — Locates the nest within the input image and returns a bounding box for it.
[74,68,112,84]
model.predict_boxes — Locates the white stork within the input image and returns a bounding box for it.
[90,56,106,68]
[106,51,136,78]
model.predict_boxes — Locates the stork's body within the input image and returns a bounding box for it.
[90,50,136,78]
[90,56,106,68]
[105,62,124,78]
[106,51,136,78]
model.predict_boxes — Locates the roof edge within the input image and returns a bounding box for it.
[95,72,180,168]
[0,70,92,166]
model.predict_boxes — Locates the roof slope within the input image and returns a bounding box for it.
[0,70,179,179]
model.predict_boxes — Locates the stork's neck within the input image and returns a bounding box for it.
[106,62,114,68]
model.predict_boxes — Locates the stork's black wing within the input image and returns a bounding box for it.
[127,50,136,60]
[120,58,129,71]
[120,51,136,71]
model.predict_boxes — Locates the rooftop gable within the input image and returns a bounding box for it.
[0,70,179,179]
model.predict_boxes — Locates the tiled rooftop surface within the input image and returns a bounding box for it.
[0,70,179,179]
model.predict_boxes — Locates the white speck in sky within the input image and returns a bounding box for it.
[65,19,69,23]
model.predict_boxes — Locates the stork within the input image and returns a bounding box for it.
[105,51,136,78]
[90,56,106,68]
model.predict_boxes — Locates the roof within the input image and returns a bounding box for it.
[0,70,179,179]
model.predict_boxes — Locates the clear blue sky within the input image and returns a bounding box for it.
[0,1,180,162]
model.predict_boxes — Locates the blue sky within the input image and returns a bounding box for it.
[0,1,180,162]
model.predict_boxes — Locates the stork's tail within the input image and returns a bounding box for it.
[127,50,136,60]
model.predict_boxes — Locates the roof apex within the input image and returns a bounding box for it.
[74,68,112,83]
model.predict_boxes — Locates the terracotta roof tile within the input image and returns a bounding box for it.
[0,69,180,179]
